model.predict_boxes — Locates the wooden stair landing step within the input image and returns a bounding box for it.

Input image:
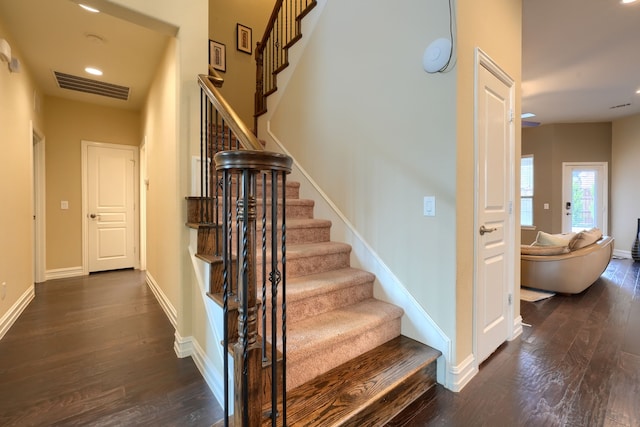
[266,335,441,427]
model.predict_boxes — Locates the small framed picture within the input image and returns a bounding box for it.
[237,24,252,54]
[209,40,226,72]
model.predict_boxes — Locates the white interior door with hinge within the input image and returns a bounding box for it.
[474,49,515,365]
[84,142,137,273]
[562,162,608,235]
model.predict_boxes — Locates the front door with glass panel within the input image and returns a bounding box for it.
[562,162,608,234]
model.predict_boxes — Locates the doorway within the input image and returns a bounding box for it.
[82,141,139,274]
[562,162,608,235]
[32,125,46,283]
[473,49,516,365]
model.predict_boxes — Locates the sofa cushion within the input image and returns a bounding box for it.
[532,231,577,247]
[572,228,603,249]
[521,245,571,255]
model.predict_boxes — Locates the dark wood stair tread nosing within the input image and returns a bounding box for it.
[278,335,440,426]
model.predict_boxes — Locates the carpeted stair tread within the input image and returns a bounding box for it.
[281,218,331,229]
[282,298,403,389]
[285,268,374,302]
[262,268,375,327]
[285,298,403,361]
[285,241,351,259]
[263,218,331,244]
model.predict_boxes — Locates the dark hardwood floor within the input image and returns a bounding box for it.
[388,257,640,427]
[0,269,222,426]
[2,259,638,426]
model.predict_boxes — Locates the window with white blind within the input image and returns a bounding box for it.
[521,155,533,226]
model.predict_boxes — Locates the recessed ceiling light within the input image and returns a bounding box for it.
[621,0,637,4]
[79,4,100,13]
[521,112,536,119]
[85,67,103,76]
[636,89,640,94]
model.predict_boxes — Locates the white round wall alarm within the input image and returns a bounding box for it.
[423,38,452,73]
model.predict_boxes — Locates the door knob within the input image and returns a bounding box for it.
[89,213,98,219]
[479,225,497,235]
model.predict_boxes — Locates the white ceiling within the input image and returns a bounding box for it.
[522,0,640,125]
[0,0,172,110]
[1,0,639,123]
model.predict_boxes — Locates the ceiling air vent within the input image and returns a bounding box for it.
[53,71,129,101]
[610,103,631,110]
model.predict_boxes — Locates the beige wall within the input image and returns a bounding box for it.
[209,0,275,126]
[521,123,612,244]
[141,38,181,309]
[270,0,457,342]
[455,0,522,362]
[108,0,209,340]
[612,114,640,254]
[43,97,140,270]
[0,17,43,324]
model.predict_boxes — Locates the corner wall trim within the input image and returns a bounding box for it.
[174,331,226,408]
[45,266,84,281]
[447,354,478,392]
[145,271,177,329]
[0,285,35,340]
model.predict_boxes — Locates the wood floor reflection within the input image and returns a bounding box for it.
[0,269,222,426]
[388,258,640,427]
[2,259,638,426]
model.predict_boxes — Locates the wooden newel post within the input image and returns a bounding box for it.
[214,150,292,427]
[234,167,262,427]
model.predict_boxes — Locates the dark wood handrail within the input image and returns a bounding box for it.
[258,0,285,49]
[198,73,263,151]
[208,65,225,88]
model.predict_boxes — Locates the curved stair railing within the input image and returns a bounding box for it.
[192,69,292,426]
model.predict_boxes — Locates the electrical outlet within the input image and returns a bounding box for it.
[1,282,6,300]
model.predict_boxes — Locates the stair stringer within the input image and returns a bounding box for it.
[263,125,454,390]
[186,228,234,412]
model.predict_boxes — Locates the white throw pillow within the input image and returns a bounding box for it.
[532,231,576,247]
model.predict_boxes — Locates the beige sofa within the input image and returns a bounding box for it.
[521,234,614,295]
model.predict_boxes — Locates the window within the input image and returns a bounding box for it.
[521,156,533,226]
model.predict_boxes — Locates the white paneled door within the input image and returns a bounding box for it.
[475,50,515,365]
[85,143,137,273]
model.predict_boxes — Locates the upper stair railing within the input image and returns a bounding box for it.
[254,0,317,131]
[197,69,292,426]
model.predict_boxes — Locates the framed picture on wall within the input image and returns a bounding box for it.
[209,40,226,72]
[237,24,252,54]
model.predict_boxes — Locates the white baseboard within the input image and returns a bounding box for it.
[145,271,177,329]
[613,249,632,259]
[0,285,35,340]
[45,266,84,281]
[511,315,523,341]
[174,331,226,408]
[447,354,478,392]
[174,331,193,358]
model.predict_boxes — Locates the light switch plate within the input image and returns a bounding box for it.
[423,196,436,217]
[61,200,69,210]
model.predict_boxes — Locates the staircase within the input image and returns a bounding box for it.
[188,171,440,425]
[191,1,441,424]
